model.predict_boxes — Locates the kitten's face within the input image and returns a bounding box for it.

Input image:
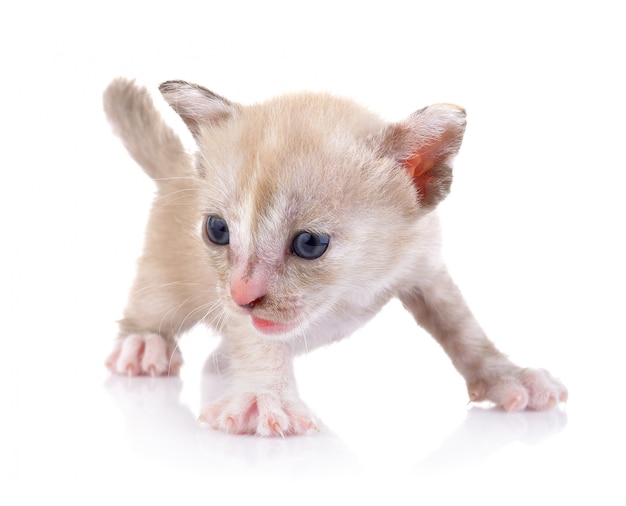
[191,95,420,340]
[158,82,465,341]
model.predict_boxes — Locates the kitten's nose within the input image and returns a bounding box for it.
[238,296,265,310]
[230,275,268,311]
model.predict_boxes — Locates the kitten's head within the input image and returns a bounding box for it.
[160,81,466,340]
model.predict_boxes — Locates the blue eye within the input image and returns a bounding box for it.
[291,231,330,260]
[205,215,229,245]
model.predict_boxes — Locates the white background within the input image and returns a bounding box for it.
[3,1,625,504]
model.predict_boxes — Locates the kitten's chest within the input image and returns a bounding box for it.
[293,291,394,353]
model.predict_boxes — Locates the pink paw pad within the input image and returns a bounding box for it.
[521,368,568,410]
[468,367,567,412]
[105,333,182,376]
[199,392,318,437]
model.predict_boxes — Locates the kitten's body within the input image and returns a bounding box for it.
[104,78,567,436]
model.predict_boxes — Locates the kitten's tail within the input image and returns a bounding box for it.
[103,77,193,181]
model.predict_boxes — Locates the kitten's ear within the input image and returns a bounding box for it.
[159,80,237,138]
[378,104,466,208]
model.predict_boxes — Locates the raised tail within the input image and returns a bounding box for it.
[103,77,193,181]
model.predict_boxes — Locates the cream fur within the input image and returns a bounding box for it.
[103,77,567,436]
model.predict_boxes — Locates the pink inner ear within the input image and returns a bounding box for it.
[403,150,437,196]
[403,152,435,179]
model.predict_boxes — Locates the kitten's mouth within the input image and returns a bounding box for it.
[251,316,296,335]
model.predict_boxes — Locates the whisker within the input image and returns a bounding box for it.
[292,312,311,356]
[152,176,198,183]
[151,188,203,209]
[131,281,202,298]
[199,299,224,327]
[207,304,229,339]
[167,339,182,375]
[156,293,202,337]
[209,307,229,379]
[176,299,215,336]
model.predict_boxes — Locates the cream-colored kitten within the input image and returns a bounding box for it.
[104,77,567,436]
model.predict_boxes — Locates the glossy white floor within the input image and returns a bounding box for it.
[5,2,625,504]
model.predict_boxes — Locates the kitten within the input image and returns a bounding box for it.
[103,77,567,436]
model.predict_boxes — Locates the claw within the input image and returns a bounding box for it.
[148,365,156,378]
[503,394,526,412]
[273,422,285,438]
[309,421,321,433]
[225,417,235,433]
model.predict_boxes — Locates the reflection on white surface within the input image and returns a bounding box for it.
[104,373,568,476]
[104,374,360,475]
[414,406,568,473]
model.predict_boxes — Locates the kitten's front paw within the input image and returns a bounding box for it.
[468,368,568,412]
[199,391,318,437]
[105,333,182,376]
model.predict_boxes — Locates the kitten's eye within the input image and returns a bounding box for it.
[205,215,230,245]
[291,231,330,260]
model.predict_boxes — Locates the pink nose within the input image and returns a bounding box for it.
[230,274,267,310]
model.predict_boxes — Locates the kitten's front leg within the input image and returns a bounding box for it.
[105,287,194,377]
[105,242,212,377]
[400,269,568,411]
[199,335,317,436]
